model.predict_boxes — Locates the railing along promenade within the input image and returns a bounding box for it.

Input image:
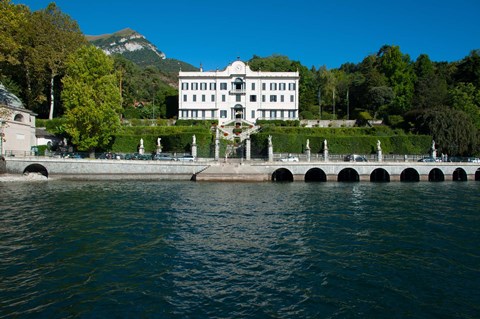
[3,151,480,182]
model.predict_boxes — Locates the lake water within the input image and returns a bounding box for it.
[1,180,479,318]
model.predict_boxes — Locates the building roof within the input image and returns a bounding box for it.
[0,83,36,116]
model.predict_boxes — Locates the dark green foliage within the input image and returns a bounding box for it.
[256,120,300,127]
[414,107,479,156]
[251,126,430,155]
[175,119,218,128]
[111,126,214,156]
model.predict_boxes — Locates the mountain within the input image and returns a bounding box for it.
[86,28,197,73]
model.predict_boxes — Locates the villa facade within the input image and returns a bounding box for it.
[178,60,300,125]
[0,84,37,156]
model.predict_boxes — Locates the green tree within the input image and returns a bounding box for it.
[62,46,122,157]
[448,82,480,128]
[30,3,86,119]
[377,45,415,114]
[0,0,28,65]
[415,106,478,156]
[412,54,448,109]
[455,50,480,88]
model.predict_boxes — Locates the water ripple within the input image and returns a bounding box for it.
[1,181,479,318]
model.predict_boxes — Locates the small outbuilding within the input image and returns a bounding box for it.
[0,83,37,156]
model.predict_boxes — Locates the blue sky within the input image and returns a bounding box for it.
[13,0,480,71]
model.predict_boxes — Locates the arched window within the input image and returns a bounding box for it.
[14,114,24,122]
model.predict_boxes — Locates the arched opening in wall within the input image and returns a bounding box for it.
[272,168,294,182]
[452,168,468,181]
[338,168,359,182]
[428,168,444,182]
[476,168,480,181]
[14,114,24,122]
[23,164,48,178]
[305,168,327,182]
[370,168,390,182]
[400,168,419,182]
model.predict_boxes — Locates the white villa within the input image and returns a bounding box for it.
[178,60,300,125]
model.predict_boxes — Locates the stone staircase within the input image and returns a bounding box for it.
[216,119,261,142]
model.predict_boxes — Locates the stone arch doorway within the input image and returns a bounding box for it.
[23,163,48,178]
[400,168,419,182]
[452,168,468,181]
[338,168,359,182]
[305,168,327,182]
[233,104,244,121]
[272,168,294,182]
[428,168,444,182]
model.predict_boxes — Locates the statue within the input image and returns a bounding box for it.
[306,139,310,150]
[268,135,272,146]
[324,139,328,150]
[157,137,161,146]
[377,140,382,151]
[192,134,196,145]
[431,140,436,151]
[140,138,144,147]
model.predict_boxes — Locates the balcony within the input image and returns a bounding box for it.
[229,88,246,95]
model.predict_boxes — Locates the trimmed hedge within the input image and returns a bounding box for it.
[174,119,218,128]
[251,133,432,155]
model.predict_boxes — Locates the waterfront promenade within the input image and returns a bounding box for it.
[3,156,480,182]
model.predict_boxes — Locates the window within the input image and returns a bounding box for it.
[236,95,241,102]
[220,83,227,90]
[211,95,215,102]
[202,95,206,102]
[200,83,207,90]
[250,95,257,102]
[181,82,189,90]
[251,83,255,90]
[280,95,284,102]
[192,110,198,118]
[289,83,296,90]
[210,83,216,90]
[290,95,294,102]
[279,83,286,90]
[289,110,296,118]
[201,110,206,119]
[181,110,188,118]
[192,83,198,90]
[220,110,227,118]
[251,110,255,118]
[193,95,197,102]
[270,95,277,102]
[262,95,266,102]
[270,83,277,90]
[211,110,215,118]
[183,95,187,102]
[270,110,277,118]
[262,83,266,90]
[222,95,226,102]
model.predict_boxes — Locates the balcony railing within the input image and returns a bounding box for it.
[229,88,246,95]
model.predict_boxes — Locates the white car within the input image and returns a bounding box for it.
[280,155,299,162]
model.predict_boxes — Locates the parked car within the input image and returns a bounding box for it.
[153,154,175,161]
[280,155,299,162]
[344,154,368,162]
[176,155,195,162]
[418,157,436,162]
